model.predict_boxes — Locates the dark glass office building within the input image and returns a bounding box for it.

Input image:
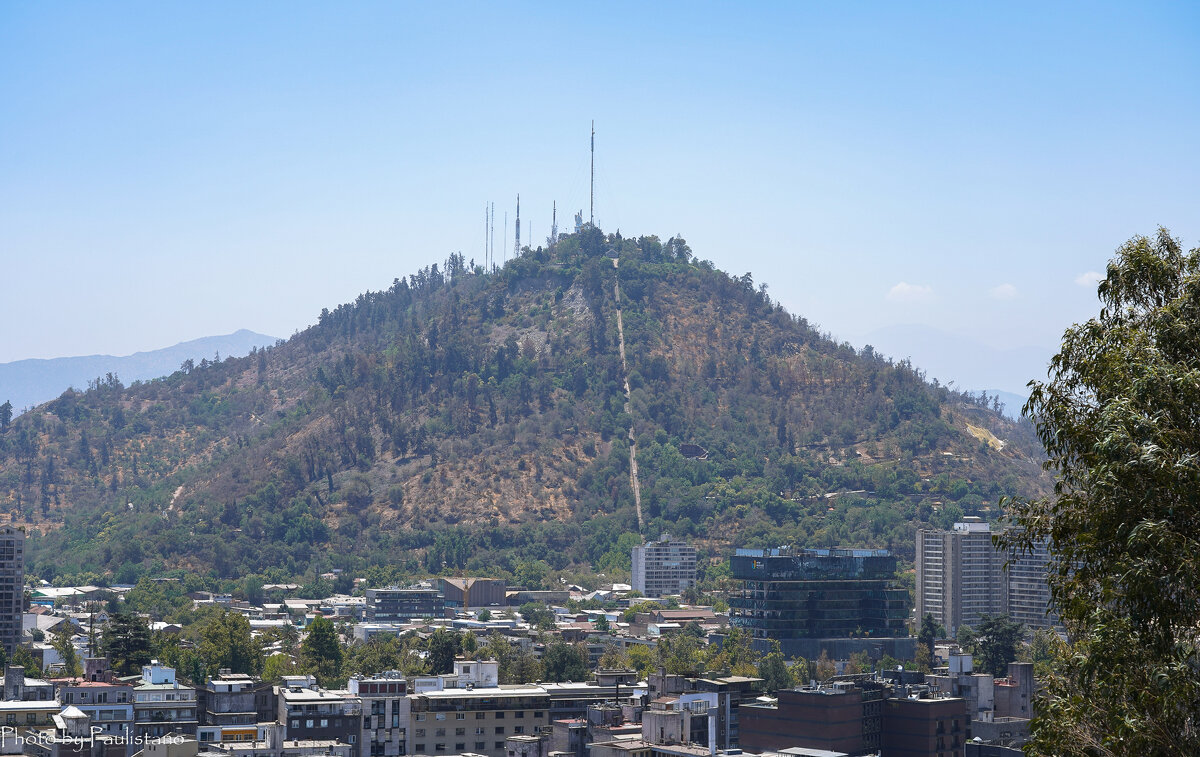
[729,547,910,659]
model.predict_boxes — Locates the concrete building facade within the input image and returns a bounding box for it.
[918,520,1060,635]
[632,536,697,599]
[0,527,24,656]
[916,519,1008,636]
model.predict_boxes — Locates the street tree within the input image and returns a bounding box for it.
[542,641,589,682]
[199,610,261,676]
[301,615,344,685]
[103,613,152,676]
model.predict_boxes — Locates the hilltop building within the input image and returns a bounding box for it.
[632,535,697,599]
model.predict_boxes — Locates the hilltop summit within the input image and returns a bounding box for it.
[0,228,1047,583]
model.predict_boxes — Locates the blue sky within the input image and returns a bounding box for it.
[2,2,1197,393]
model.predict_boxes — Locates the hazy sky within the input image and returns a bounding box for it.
[3,2,1198,379]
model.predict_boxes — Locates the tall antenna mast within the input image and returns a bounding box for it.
[514,194,521,258]
[485,203,489,271]
[590,120,595,226]
[504,211,508,265]
[551,201,558,247]
[490,202,496,272]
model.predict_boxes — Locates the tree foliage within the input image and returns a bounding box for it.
[103,612,152,676]
[917,613,938,658]
[426,628,460,675]
[999,228,1200,755]
[301,616,344,686]
[542,641,589,682]
[50,625,82,677]
[198,610,261,677]
[756,641,795,693]
[957,615,1022,678]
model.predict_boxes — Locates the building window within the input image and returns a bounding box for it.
[415,746,425,753]
[495,743,504,749]
[455,728,465,736]
[321,719,328,728]
[306,720,314,728]
[435,714,446,721]
[476,713,485,720]
[416,715,426,722]
[435,729,445,737]
[533,712,543,718]
[475,728,484,735]
[415,730,425,738]
[455,713,465,720]
[495,727,505,735]
[455,744,465,751]
[434,745,445,753]
[495,712,505,719]
[475,743,485,750]
[514,727,524,735]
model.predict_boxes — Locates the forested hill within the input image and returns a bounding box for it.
[0,228,1049,585]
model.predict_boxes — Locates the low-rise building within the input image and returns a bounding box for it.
[276,676,362,757]
[54,678,135,744]
[408,685,549,757]
[366,588,444,623]
[880,695,968,757]
[200,671,276,729]
[129,663,199,742]
[647,672,761,751]
[349,672,409,757]
[740,682,885,756]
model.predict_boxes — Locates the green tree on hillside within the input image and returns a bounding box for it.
[1000,229,1200,755]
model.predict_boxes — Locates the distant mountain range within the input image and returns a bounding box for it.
[0,329,279,413]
